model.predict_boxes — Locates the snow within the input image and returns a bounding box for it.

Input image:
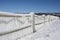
[0,13,60,40]
[0,11,31,17]
[19,18,60,40]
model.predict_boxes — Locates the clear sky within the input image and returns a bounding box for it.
[0,0,60,13]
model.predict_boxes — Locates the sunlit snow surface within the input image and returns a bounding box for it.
[19,18,60,40]
[0,13,60,40]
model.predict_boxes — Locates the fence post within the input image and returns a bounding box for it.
[30,12,36,33]
[44,15,45,24]
[48,15,50,22]
[42,15,45,24]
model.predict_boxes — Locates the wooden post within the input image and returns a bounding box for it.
[48,15,50,22]
[44,15,45,24]
[30,12,36,33]
[42,15,45,24]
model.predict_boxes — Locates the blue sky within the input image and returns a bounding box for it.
[0,0,60,13]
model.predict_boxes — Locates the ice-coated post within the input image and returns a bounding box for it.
[30,12,36,33]
[48,15,50,22]
[42,15,45,24]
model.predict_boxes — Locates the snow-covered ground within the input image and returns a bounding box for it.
[19,18,60,40]
[0,12,59,40]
